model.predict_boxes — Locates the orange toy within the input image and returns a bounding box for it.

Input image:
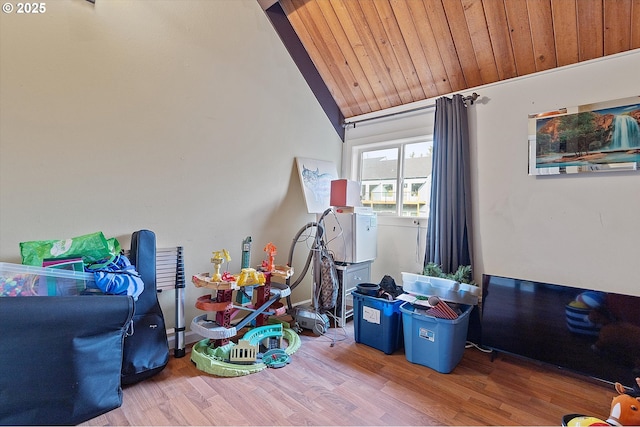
[263,242,277,272]
[606,378,640,426]
[563,378,640,426]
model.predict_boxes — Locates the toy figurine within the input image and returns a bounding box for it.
[263,242,277,272]
[210,249,231,282]
[563,377,640,426]
[606,378,640,426]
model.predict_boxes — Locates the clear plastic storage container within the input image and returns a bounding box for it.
[401,272,480,305]
[0,262,94,297]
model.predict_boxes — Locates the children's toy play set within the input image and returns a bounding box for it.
[190,240,299,377]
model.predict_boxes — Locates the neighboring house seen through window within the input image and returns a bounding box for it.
[355,136,432,218]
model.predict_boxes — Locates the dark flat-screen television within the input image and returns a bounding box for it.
[481,274,640,389]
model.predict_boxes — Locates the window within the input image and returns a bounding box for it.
[355,136,432,217]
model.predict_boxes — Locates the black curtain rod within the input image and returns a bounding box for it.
[343,92,479,129]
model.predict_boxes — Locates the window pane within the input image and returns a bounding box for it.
[402,141,432,217]
[357,138,432,218]
[361,148,399,215]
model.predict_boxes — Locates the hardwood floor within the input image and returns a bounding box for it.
[81,321,614,426]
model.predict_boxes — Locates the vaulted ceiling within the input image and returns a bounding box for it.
[262,0,640,127]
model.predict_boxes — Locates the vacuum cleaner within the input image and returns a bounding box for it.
[285,208,338,335]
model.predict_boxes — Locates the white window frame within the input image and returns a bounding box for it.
[350,134,433,218]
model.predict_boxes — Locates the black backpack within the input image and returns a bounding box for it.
[122,229,169,385]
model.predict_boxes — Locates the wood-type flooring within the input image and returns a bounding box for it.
[81,320,614,426]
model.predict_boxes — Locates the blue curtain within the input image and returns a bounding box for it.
[424,94,473,274]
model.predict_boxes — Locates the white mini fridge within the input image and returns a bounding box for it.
[323,209,377,263]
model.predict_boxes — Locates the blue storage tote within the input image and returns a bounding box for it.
[352,292,403,354]
[399,302,471,373]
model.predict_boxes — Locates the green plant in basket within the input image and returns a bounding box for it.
[423,263,476,286]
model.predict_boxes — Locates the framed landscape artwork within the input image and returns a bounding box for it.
[528,96,640,175]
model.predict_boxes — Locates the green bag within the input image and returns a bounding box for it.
[20,231,121,267]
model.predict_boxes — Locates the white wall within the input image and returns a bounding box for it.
[0,1,342,330]
[346,49,640,296]
[472,50,640,295]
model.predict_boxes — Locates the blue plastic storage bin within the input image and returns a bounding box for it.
[352,292,403,354]
[399,302,471,373]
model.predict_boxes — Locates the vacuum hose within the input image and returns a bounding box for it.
[284,208,332,312]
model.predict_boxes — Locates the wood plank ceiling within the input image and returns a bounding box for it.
[277,0,640,120]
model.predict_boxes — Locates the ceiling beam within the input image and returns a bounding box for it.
[261,1,345,141]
